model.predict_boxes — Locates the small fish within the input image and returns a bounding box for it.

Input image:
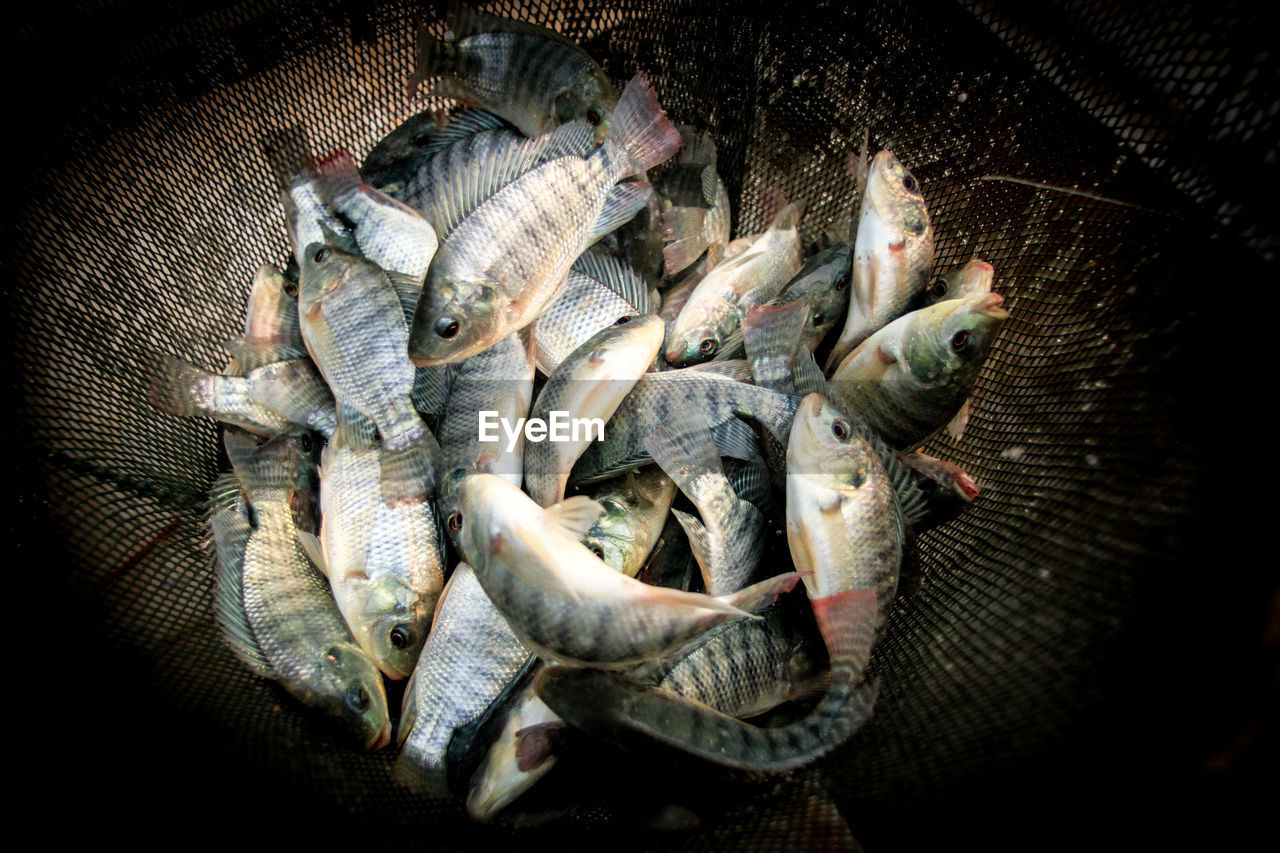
[216,431,391,750]
[581,466,679,579]
[772,242,853,351]
[408,73,681,366]
[826,150,935,370]
[658,128,731,274]
[298,244,440,505]
[362,107,511,195]
[239,263,302,353]
[924,258,994,306]
[664,201,804,366]
[411,2,617,140]
[453,473,802,667]
[828,293,1009,449]
[525,314,665,506]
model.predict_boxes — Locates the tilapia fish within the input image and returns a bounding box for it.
[828,292,1009,449]
[925,258,994,306]
[298,244,440,505]
[362,107,509,195]
[826,150,935,370]
[665,201,804,366]
[658,127,731,274]
[304,439,446,680]
[395,562,530,796]
[453,473,801,667]
[525,314,665,506]
[240,262,302,352]
[771,241,853,351]
[213,431,391,750]
[537,393,900,771]
[408,73,681,366]
[412,2,617,140]
[581,466,679,579]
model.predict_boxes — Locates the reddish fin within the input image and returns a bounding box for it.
[811,588,878,673]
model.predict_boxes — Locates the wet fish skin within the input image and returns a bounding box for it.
[773,242,853,351]
[925,258,994,306]
[581,466,679,579]
[454,473,802,667]
[525,314,666,506]
[826,150,934,370]
[534,249,653,375]
[828,293,1009,450]
[240,263,302,354]
[218,431,391,750]
[394,562,531,796]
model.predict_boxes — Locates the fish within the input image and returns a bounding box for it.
[411,2,617,140]
[664,201,804,366]
[581,466,679,579]
[362,107,511,195]
[570,362,799,485]
[394,561,531,795]
[239,263,302,354]
[215,430,391,750]
[771,241,853,351]
[149,355,296,437]
[524,314,666,506]
[658,127,731,274]
[924,258,994,306]
[407,73,681,366]
[300,438,447,680]
[453,473,802,667]
[298,243,440,505]
[464,676,564,821]
[825,150,935,370]
[536,392,899,771]
[896,449,980,531]
[533,249,654,375]
[828,293,1009,449]
[643,410,767,595]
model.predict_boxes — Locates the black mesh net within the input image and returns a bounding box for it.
[10,0,1268,848]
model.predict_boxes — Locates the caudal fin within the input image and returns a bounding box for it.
[607,73,682,177]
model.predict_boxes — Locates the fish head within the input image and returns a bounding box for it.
[664,301,736,366]
[438,466,471,551]
[903,293,1009,386]
[244,263,299,339]
[549,69,615,143]
[347,574,435,681]
[585,313,666,367]
[865,150,931,240]
[582,497,638,575]
[926,258,994,306]
[297,243,361,313]
[313,641,392,750]
[792,243,853,346]
[408,275,506,366]
[786,393,880,492]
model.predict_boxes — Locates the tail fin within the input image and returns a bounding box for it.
[380,425,439,507]
[148,355,220,418]
[767,199,805,233]
[410,24,464,99]
[661,206,710,274]
[606,73,682,177]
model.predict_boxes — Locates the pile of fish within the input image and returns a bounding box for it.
[150,3,1007,825]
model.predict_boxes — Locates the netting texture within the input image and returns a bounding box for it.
[9,0,1264,847]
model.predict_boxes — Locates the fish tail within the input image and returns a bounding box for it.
[379,424,439,507]
[410,24,463,98]
[767,199,806,232]
[660,206,710,275]
[307,149,363,204]
[148,355,219,418]
[223,429,302,496]
[718,571,803,615]
[606,72,683,177]
[642,410,726,500]
[744,301,808,393]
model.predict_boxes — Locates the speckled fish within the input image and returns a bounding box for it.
[772,241,853,351]
[394,561,531,796]
[411,2,617,140]
[215,431,391,749]
[664,201,804,366]
[454,473,802,667]
[298,244,439,505]
[658,128,731,274]
[533,249,654,375]
[536,393,897,771]
[581,465,679,578]
[826,150,935,370]
[570,362,799,485]
[308,152,438,282]
[525,314,665,506]
[408,73,681,366]
[299,439,447,680]
[644,411,766,595]
[828,293,1008,449]
[925,258,994,306]
[435,331,535,548]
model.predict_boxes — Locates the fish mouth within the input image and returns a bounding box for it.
[968,260,994,274]
[370,719,393,751]
[977,292,1009,320]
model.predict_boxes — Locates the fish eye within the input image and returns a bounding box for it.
[930,279,949,298]
[698,338,718,356]
[812,313,824,325]
[832,419,851,440]
[589,545,605,559]
[389,626,412,650]
[300,434,314,452]
[835,273,849,292]
[448,512,462,532]
[902,174,917,193]
[313,247,328,263]
[283,280,299,297]
[411,131,433,148]
[614,315,631,325]
[325,647,342,663]
[587,106,606,126]
[435,317,461,339]
[346,685,371,711]
[951,330,972,351]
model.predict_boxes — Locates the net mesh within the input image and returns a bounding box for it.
[11,0,1260,847]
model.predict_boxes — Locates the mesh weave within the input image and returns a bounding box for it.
[10,0,1264,847]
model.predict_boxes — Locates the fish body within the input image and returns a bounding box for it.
[772,242,853,351]
[408,74,681,366]
[828,293,1008,449]
[533,249,653,374]
[826,150,934,369]
[581,466,679,578]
